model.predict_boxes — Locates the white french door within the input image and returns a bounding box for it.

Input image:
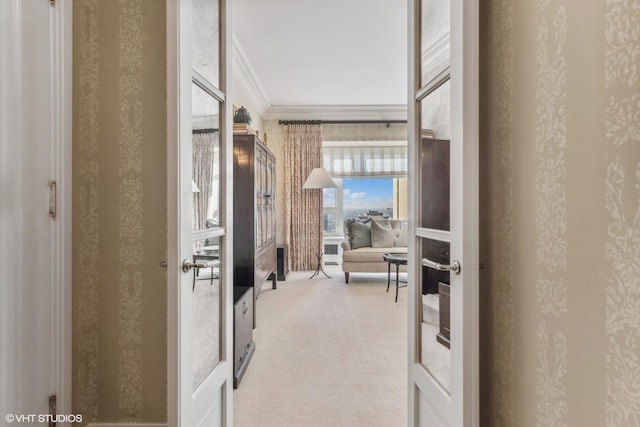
[0,0,71,423]
[407,0,478,425]
[167,0,234,425]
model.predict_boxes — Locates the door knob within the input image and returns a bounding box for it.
[182,259,209,273]
[422,258,461,275]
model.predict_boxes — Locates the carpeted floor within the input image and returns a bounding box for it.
[233,265,407,427]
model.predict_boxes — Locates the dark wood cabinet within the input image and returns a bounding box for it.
[233,286,255,388]
[233,133,277,328]
[276,245,288,281]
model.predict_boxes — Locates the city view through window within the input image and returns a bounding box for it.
[342,177,393,220]
[323,177,407,235]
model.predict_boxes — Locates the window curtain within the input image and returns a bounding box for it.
[323,144,407,177]
[192,130,218,231]
[284,124,323,271]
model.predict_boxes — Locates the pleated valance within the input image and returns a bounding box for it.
[322,143,407,177]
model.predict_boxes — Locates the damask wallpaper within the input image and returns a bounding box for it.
[481,0,640,425]
[534,1,569,424]
[73,1,167,425]
[604,1,640,425]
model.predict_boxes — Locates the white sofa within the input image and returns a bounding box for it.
[341,219,408,283]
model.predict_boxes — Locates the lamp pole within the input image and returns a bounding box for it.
[302,167,337,279]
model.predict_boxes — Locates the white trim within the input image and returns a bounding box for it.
[447,0,480,424]
[0,0,22,418]
[232,37,270,116]
[193,68,226,102]
[416,68,450,102]
[166,0,180,423]
[454,0,479,423]
[263,104,408,121]
[415,227,451,242]
[412,363,451,419]
[406,0,419,423]
[1,0,71,419]
[221,1,235,423]
[192,226,226,242]
[49,0,73,421]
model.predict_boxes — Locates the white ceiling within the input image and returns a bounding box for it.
[233,0,408,111]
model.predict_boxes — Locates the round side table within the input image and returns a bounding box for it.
[383,253,407,302]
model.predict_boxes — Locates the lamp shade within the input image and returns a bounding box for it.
[302,167,337,189]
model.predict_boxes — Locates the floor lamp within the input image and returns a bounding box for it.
[302,167,337,279]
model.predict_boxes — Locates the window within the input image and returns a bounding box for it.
[322,141,408,237]
[323,184,341,235]
[343,177,393,221]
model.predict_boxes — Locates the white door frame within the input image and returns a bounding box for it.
[406,0,479,424]
[51,0,74,420]
[0,1,22,416]
[0,0,72,422]
[167,0,234,424]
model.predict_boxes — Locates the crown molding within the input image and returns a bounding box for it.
[263,105,407,121]
[421,28,450,82]
[232,37,270,116]
[232,39,408,122]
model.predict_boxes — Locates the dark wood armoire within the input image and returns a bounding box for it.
[232,133,277,329]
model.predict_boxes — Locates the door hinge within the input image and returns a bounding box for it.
[48,394,57,427]
[49,180,57,218]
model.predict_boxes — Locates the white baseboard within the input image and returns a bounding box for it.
[87,424,166,427]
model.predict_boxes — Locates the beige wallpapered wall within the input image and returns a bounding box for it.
[72,1,167,425]
[480,0,640,425]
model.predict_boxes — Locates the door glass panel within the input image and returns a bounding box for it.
[192,83,220,232]
[421,0,450,86]
[419,81,450,230]
[191,81,221,391]
[419,237,451,392]
[192,0,219,87]
[418,76,451,393]
[420,78,451,143]
[191,236,222,390]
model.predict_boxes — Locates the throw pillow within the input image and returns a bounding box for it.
[371,220,395,248]
[346,219,372,249]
